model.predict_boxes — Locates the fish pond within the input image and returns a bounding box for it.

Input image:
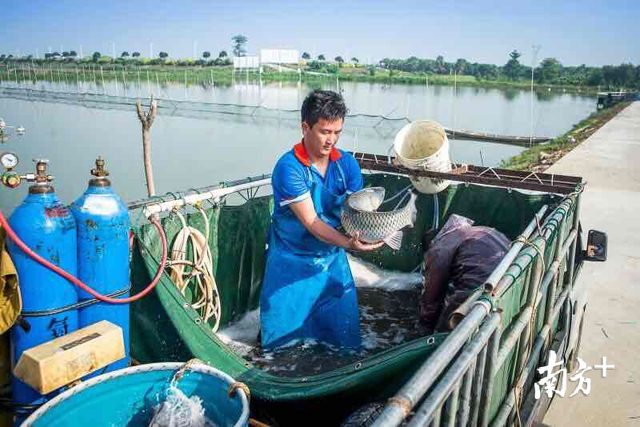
[0,77,595,214]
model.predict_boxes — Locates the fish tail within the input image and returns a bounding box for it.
[384,230,404,250]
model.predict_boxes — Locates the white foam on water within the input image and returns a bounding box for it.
[216,309,260,357]
[348,254,422,291]
[149,384,217,427]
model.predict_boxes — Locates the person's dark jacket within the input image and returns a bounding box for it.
[420,215,510,331]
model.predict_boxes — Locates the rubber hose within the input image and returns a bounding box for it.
[0,208,168,304]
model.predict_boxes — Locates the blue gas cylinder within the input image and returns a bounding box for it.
[6,167,79,423]
[70,158,131,375]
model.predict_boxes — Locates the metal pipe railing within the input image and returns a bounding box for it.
[142,178,272,217]
[469,344,488,425]
[442,380,461,427]
[127,173,271,211]
[543,216,566,328]
[458,358,477,426]
[478,324,502,427]
[544,228,576,326]
[372,189,580,427]
[432,408,442,427]
[372,301,492,427]
[490,285,572,427]
[565,193,582,289]
[514,239,546,377]
[491,197,574,298]
[483,205,548,293]
[406,312,502,427]
[494,226,576,373]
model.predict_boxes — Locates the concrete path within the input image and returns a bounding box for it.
[544,102,640,426]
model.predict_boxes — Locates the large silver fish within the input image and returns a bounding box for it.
[341,187,417,250]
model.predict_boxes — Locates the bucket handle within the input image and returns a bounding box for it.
[228,381,251,400]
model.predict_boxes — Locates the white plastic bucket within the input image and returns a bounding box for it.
[393,120,452,194]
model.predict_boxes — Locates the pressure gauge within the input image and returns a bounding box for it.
[0,152,19,169]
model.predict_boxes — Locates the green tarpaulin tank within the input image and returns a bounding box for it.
[128,168,590,426]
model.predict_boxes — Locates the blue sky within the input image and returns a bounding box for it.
[2,0,639,67]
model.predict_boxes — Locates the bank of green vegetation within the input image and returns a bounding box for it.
[499,102,632,172]
[1,45,639,93]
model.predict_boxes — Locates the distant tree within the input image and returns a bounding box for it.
[455,58,468,74]
[334,56,344,63]
[69,50,77,58]
[504,50,522,81]
[159,52,169,60]
[307,60,323,71]
[202,51,211,59]
[476,63,499,80]
[132,52,141,58]
[92,52,101,62]
[219,50,228,58]
[121,51,130,58]
[587,68,603,86]
[302,52,311,60]
[326,64,339,74]
[52,52,61,58]
[231,35,248,57]
[538,58,563,83]
[466,62,478,76]
[318,54,325,61]
[62,51,70,57]
[351,57,359,64]
[435,55,445,73]
[0,54,5,60]
[616,63,636,87]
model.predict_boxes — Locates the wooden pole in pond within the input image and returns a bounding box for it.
[136,96,158,197]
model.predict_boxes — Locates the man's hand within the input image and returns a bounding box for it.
[347,232,384,252]
[289,199,384,251]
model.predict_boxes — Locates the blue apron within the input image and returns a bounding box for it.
[260,163,360,349]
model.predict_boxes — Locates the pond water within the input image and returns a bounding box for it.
[0,77,595,214]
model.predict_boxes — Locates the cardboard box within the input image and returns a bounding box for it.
[13,320,125,394]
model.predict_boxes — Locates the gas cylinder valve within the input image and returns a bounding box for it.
[30,159,54,184]
[89,156,111,187]
[91,157,110,178]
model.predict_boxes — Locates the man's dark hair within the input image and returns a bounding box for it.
[301,90,348,128]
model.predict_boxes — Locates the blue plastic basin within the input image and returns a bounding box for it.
[22,362,249,427]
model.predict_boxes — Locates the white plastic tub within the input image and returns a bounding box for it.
[393,120,452,194]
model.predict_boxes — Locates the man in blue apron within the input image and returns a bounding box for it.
[260,90,383,349]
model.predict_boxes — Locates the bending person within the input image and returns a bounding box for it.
[420,214,510,332]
